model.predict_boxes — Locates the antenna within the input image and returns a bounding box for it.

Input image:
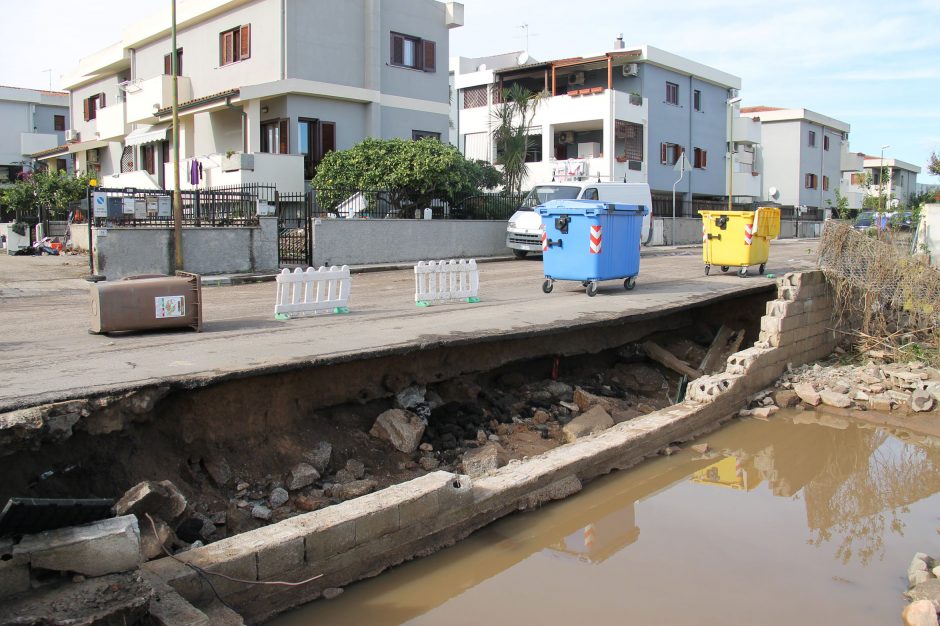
[518,23,538,54]
[43,69,52,90]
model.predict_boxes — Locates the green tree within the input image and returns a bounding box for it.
[928,152,940,178]
[312,137,502,216]
[827,188,852,220]
[1,168,89,220]
[492,84,542,196]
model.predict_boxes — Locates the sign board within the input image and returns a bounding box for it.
[92,192,108,217]
[122,197,136,215]
[133,198,147,219]
[673,153,691,172]
[146,197,158,217]
[107,197,123,220]
[158,196,172,218]
[257,200,275,216]
[155,296,185,318]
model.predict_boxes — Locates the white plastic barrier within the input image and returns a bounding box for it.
[414,259,480,307]
[275,266,351,318]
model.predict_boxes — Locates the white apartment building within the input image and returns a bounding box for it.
[452,43,747,213]
[44,0,463,192]
[862,156,921,207]
[0,86,69,184]
[740,107,855,212]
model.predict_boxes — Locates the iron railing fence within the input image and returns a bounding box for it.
[289,188,525,221]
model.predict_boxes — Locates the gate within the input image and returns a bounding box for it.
[277,191,312,267]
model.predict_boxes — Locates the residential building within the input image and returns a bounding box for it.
[863,156,921,208]
[451,42,746,215]
[739,107,852,212]
[44,0,463,192]
[0,86,70,184]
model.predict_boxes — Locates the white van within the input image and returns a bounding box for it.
[506,182,653,258]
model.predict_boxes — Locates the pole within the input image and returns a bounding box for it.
[727,104,734,211]
[878,145,889,216]
[171,0,183,271]
[86,184,93,276]
[672,161,685,245]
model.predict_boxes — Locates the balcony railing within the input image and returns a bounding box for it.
[96,102,127,141]
[126,75,193,124]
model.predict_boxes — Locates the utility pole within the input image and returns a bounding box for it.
[878,144,890,216]
[172,0,183,270]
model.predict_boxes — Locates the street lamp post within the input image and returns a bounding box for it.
[171,0,183,271]
[727,96,742,211]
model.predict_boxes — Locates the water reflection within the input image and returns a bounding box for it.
[275,410,940,626]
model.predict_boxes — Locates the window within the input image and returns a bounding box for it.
[462,86,487,109]
[666,82,679,105]
[693,147,707,169]
[660,142,683,165]
[412,130,441,141]
[120,146,135,173]
[850,172,866,186]
[524,133,542,163]
[823,135,830,151]
[56,158,68,171]
[822,175,829,191]
[54,115,65,131]
[261,119,289,154]
[220,24,251,66]
[164,48,183,76]
[805,173,818,189]
[808,130,816,147]
[582,188,599,201]
[615,120,643,162]
[83,93,106,121]
[693,89,702,112]
[298,119,336,179]
[390,32,436,72]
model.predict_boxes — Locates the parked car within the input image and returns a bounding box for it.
[853,211,876,230]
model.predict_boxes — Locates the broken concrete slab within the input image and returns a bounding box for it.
[14,515,141,577]
[286,463,320,491]
[115,480,188,525]
[461,442,507,477]
[332,479,378,501]
[794,383,821,406]
[819,390,852,408]
[902,600,939,626]
[912,389,936,413]
[370,408,425,454]
[562,405,614,443]
[140,515,174,561]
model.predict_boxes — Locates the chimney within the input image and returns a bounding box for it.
[614,34,625,49]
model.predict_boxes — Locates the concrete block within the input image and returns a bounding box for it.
[399,489,441,528]
[115,480,188,525]
[767,299,804,318]
[0,557,30,600]
[148,584,210,626]
[179,547,257,598]
[15,515,141,577]
[257,536,305,581]
[355,503,400,545]
[563,405,614,442]
[305,518,356,563]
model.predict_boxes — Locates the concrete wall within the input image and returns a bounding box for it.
[312,219,509,266]
[92,216,277,280]
[655,217,824,246]
[142,270,836,623]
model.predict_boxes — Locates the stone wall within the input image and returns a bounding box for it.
[142,270,836,623]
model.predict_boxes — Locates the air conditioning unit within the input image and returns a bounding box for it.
[559,131,575,144]
[567,72,585,86]
[66,129,79,143]
[622,63,638,77]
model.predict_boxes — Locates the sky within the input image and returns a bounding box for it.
[1,0,937,183]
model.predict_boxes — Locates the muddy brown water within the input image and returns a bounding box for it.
[272,408,940,625]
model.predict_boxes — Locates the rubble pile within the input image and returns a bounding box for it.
[904,553,940,626]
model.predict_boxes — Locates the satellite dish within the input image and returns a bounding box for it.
[768,186,779,200]
[517,51,530,65]
[476,63,487,72]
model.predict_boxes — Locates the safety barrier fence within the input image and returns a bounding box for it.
[414,259,480,306]
[274,266,351,318]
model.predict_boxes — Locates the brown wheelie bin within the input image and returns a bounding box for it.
[90,271,203,334]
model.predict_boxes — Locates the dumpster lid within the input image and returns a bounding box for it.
[538,200,647,215]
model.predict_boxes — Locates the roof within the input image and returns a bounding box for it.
[740,106,784,113]
[154,89,239,117]
[29,144,70,159]
[0,85,68,97]
[739,107,850,133]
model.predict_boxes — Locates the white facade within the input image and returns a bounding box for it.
[452,44,747,211]
[863,156,922,208]
[0,86,70,183]
[739,107,851,212]
[61,0,463,192]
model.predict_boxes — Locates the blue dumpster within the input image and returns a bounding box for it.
[538,200,647,297]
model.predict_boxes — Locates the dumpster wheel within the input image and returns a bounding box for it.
[759,263,766,275]
[586,281,598,297]
[542,279,554,294]
[624,276,636,291]
[738,267,748,278]
[705,264,711,276]
[721,265,729,272]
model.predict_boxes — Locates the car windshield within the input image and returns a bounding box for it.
[855,212,874,226]
[518,185,581,210]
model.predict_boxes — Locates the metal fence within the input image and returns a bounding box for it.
[280,188,524,221]
[88,183,276,228]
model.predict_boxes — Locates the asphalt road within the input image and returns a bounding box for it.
[0,240,819,411]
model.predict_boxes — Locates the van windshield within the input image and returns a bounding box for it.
[518,185,581,210]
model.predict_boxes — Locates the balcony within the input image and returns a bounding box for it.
[20,132,59,156]
[840,149,864,172]
[166,152,305,193]
[126,75,193,124]
[96,101,128,141]
[732,170,761,199]
[732,116,761,145]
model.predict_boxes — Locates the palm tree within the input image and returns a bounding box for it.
[492,84,542,196]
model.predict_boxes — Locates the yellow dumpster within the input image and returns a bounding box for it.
[699,206,780,277]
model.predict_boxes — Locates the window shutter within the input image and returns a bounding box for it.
[221,31,234,65]
[99,93,106,108]
[240,25,251,60]
[83,98,90,122]
[660,143,667,164]
[422,40,436,72]
[320,122,336,156]
[165,53,172,75]
[702,150,707,168]
[279,119,289,154]
[391,33,404,65]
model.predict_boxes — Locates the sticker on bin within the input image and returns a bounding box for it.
[744,223,753,246]
[155,296,185,318]
[589,225,602,254]
[540,224,548,252]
